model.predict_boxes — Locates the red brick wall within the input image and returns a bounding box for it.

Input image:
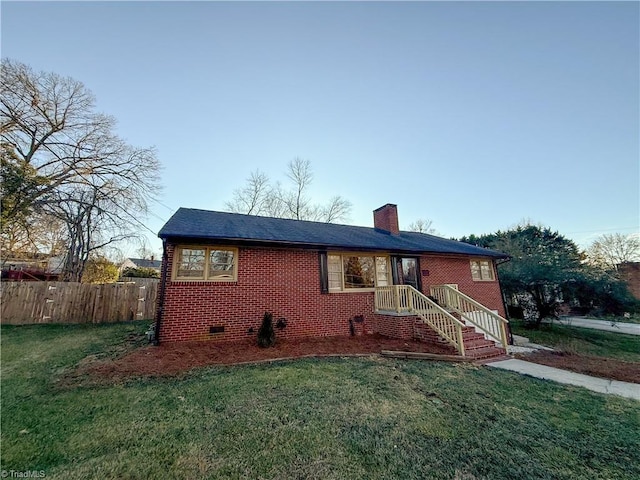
[373,204,399,234]
[159,244,507,342]
[373,314,414,339]
[160,244,388,342]
[618,262,640,300]
[419,255,506,317]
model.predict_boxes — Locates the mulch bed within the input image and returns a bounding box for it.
[514,350,640,384]
[65,334,457,385]
[62,334,640,387]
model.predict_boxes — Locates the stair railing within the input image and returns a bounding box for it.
[430,285,509,348]
[375,285,466,356]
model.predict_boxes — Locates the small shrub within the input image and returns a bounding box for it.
[82,257,120,284]
[257,312,276,348]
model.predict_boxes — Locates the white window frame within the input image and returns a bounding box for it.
[172,246,238,282]
[470,258,495,282]
[327,253,390,292]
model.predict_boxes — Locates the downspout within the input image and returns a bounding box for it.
[495,257,513,345]
[153,238,169,346]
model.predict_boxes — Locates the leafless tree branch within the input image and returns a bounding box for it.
[224,158,351,223]
[1,59,162,281]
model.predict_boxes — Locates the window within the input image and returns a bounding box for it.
[208,249,235,279]
[327,253,389,291]
[470,259,494,281]
[376,257,390,287]
[174,246,237,281]
[328,255,342,290]
[176,248,206,278]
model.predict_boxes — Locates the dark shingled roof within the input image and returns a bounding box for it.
[158,208,509,259]
[127,258,162,269]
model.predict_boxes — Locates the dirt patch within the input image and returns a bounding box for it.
[63,334,457,386]
[514,350,640,384]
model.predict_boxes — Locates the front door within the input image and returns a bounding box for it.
[392,257,421,291]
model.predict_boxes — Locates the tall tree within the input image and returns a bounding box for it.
[283,157,314,220]
[1,59,161,281]
[407,218,437,235]
[461,225,583,326]
[225,158,351,223]
[0,142,48,227]
[0,211,65,266]
[225,170,272,216]
[586,233,640,272]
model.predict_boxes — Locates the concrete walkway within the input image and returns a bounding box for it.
[487,358,640,401]
[554,317,640,336]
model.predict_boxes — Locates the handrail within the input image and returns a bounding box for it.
[430,285,509,348]
[375,285,466,356]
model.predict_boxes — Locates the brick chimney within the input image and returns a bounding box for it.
[373,204,399,235]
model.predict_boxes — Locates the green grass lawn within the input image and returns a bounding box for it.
[2,323,639,480]
[510,320,640,362]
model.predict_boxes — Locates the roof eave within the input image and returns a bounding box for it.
[159,233,509,258]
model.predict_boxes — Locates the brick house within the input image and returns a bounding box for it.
[156,204,511,358]
[618,262,640,300]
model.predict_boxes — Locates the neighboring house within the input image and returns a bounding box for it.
[618,262,640,300]
[121,257,162,273]
[156,204,511,358]
[1,256,63,281]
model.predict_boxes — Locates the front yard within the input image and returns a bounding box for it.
[510,319,640,383]
[1,322,639,479]
[510,319,640,362]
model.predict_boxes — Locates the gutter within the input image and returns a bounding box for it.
[153,238,169,346]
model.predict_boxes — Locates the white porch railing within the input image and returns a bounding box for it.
[375,285,466,356]
[430,284,509,348]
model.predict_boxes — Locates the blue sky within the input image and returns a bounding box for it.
[2,1,638,256]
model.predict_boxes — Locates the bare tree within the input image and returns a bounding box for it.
[47,185,141,281]
[225,170,271,215]
[322,196,352,223]
[586,233,640,271]
[136,244,156,260]
[407,218,438,235]
[0,211,65,265]
[225,158,351,223]
[283,157,314,220]
[1,59,161,281]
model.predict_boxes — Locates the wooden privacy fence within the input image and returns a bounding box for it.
[0,280,159,325]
